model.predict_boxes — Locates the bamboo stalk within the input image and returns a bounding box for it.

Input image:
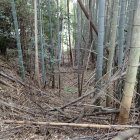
[34,0,40,86]
[2,120,140,129]
[118,0,140,124]
[11,0,25,81]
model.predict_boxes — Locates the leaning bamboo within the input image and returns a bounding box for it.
[77,0,98,35]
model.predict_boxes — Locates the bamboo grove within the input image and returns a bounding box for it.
[0,0,140,126]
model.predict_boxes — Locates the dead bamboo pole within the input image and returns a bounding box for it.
[2,120,140,130]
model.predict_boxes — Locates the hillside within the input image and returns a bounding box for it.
[0,55,139,139]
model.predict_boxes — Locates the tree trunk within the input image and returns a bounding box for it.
[118,0,127,66]
[34,0,40,86]
[67,0,73,66]
[105,0,113,44]
[11,0,25,81]
[118,0,140,124]
[39,0,46,85]
[77,3,82,97]
[125,0,135,50]
[94,0,106,105]
[95,0,105,82]
[106,0,119,106]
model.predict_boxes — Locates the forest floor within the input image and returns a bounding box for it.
[0,55,140,140]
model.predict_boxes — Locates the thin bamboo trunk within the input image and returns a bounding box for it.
[48,0,55,88]
[34,0,40,86]
[95,0,105,81]
[94,0,106,105]
[11,0,25,81]
[118,0,127,66]
[67,0,73,66]
[39,0,46,84]
[116,0,127,101]
[105,0,113,43]
[77,3,82,97]
[73,5,77,66]
[125,0,135,50]
[56,0,62,94]
[48,0,53,52]
[106,0,119,106]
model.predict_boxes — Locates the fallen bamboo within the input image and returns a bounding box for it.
[49,87,95,111]
[2,120,140,130]
[0,79,16,89]
[0,72,48,95]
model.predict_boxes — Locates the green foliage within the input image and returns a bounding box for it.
[0,0,33,39]
[0,0,75,76]
[0,8,11,37]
